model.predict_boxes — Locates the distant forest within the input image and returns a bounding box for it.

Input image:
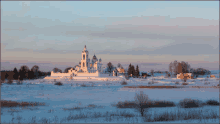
[1,65,51,81]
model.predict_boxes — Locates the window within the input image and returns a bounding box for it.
[83,55,85,60]
[83,62,85,67]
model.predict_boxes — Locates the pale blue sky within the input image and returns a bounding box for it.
[1,1,219,72]
[2,1,219,20]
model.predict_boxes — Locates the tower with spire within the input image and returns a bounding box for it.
[79,45,102,73]
[81,45,89,72]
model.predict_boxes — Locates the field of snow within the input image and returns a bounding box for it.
[1,70,219,123]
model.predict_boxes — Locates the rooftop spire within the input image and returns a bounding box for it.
[83,45,87,51]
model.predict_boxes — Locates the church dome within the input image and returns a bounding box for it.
[93,54,97,60]
[99,58,102,62]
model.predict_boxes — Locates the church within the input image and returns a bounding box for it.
[74,45,102,73]
[45,45,110,79]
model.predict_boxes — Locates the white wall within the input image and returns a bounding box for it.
[51,71,72,77]
[77,72,99,77]
[99,73,110,77]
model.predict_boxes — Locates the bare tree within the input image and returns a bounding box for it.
[169,60,191,76]
[150,69,154,77]
[135,91,150,117]
[173,60,178,75]
[117,63,123,69]
[169,62,173,77]
[180,61,191,73]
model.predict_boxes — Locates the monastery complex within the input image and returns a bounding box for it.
[45,45,113,79]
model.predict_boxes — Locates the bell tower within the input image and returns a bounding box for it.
[81,45,89,72]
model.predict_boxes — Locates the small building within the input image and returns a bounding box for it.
[210,75,215,78]
[177,73,193,79]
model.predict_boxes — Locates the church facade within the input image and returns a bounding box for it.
[75,45,102,73]
[46,45,109,79]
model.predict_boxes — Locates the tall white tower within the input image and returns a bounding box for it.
[81,45,90,72]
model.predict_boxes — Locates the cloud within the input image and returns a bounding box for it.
[111,16,219,26]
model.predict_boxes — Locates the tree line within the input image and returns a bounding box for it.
[127,63,140,77]
[168,60,211,78]
[1,65,51,81]
[106,62,140,77]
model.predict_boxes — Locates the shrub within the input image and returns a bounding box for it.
[115,100,176,109]
[178,98,203,108]
[121,81,127,85]
[7,79,13,84]
[148,100,176,108]
[182,77,187,82]
[204,82,210,85]
[1,100,45,107]
[182,82,188,85]
[81,83,87,87]
[17,81,22,85]
[205,100,219,106]
[115,101,138,108]
[54,82,63,86]
[144,108,218,122]
[175,82,179,85]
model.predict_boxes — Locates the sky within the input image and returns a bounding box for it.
[1,1,219,72]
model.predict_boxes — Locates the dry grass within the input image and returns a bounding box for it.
[182,82,188,85]
[17,80,23,85]
[7,79,13,84]
[204,82,210,85]
[124,86,179,89]
[63,106,85,111]
[65,110,136,122]
[54,82,63,86]
[190,86,220,89]
[80,83,87,87]
[1,100,45,107]
[175,82,179,85]
[178,98,204,108]
[121,81,128,85]
[144,108,218,122]
[115,100,176,109]
[205,100,219,106]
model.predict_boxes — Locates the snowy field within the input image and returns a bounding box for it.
[1,70,219,123]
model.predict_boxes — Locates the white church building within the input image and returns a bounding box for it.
[45,45,110,79]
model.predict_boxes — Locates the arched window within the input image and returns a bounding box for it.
[83,62,85,67]
[83,55,85,60]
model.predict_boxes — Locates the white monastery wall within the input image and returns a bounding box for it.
[77,72,99,77]
[51,71,72,77]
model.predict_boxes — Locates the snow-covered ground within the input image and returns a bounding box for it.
[1,70,219,123]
